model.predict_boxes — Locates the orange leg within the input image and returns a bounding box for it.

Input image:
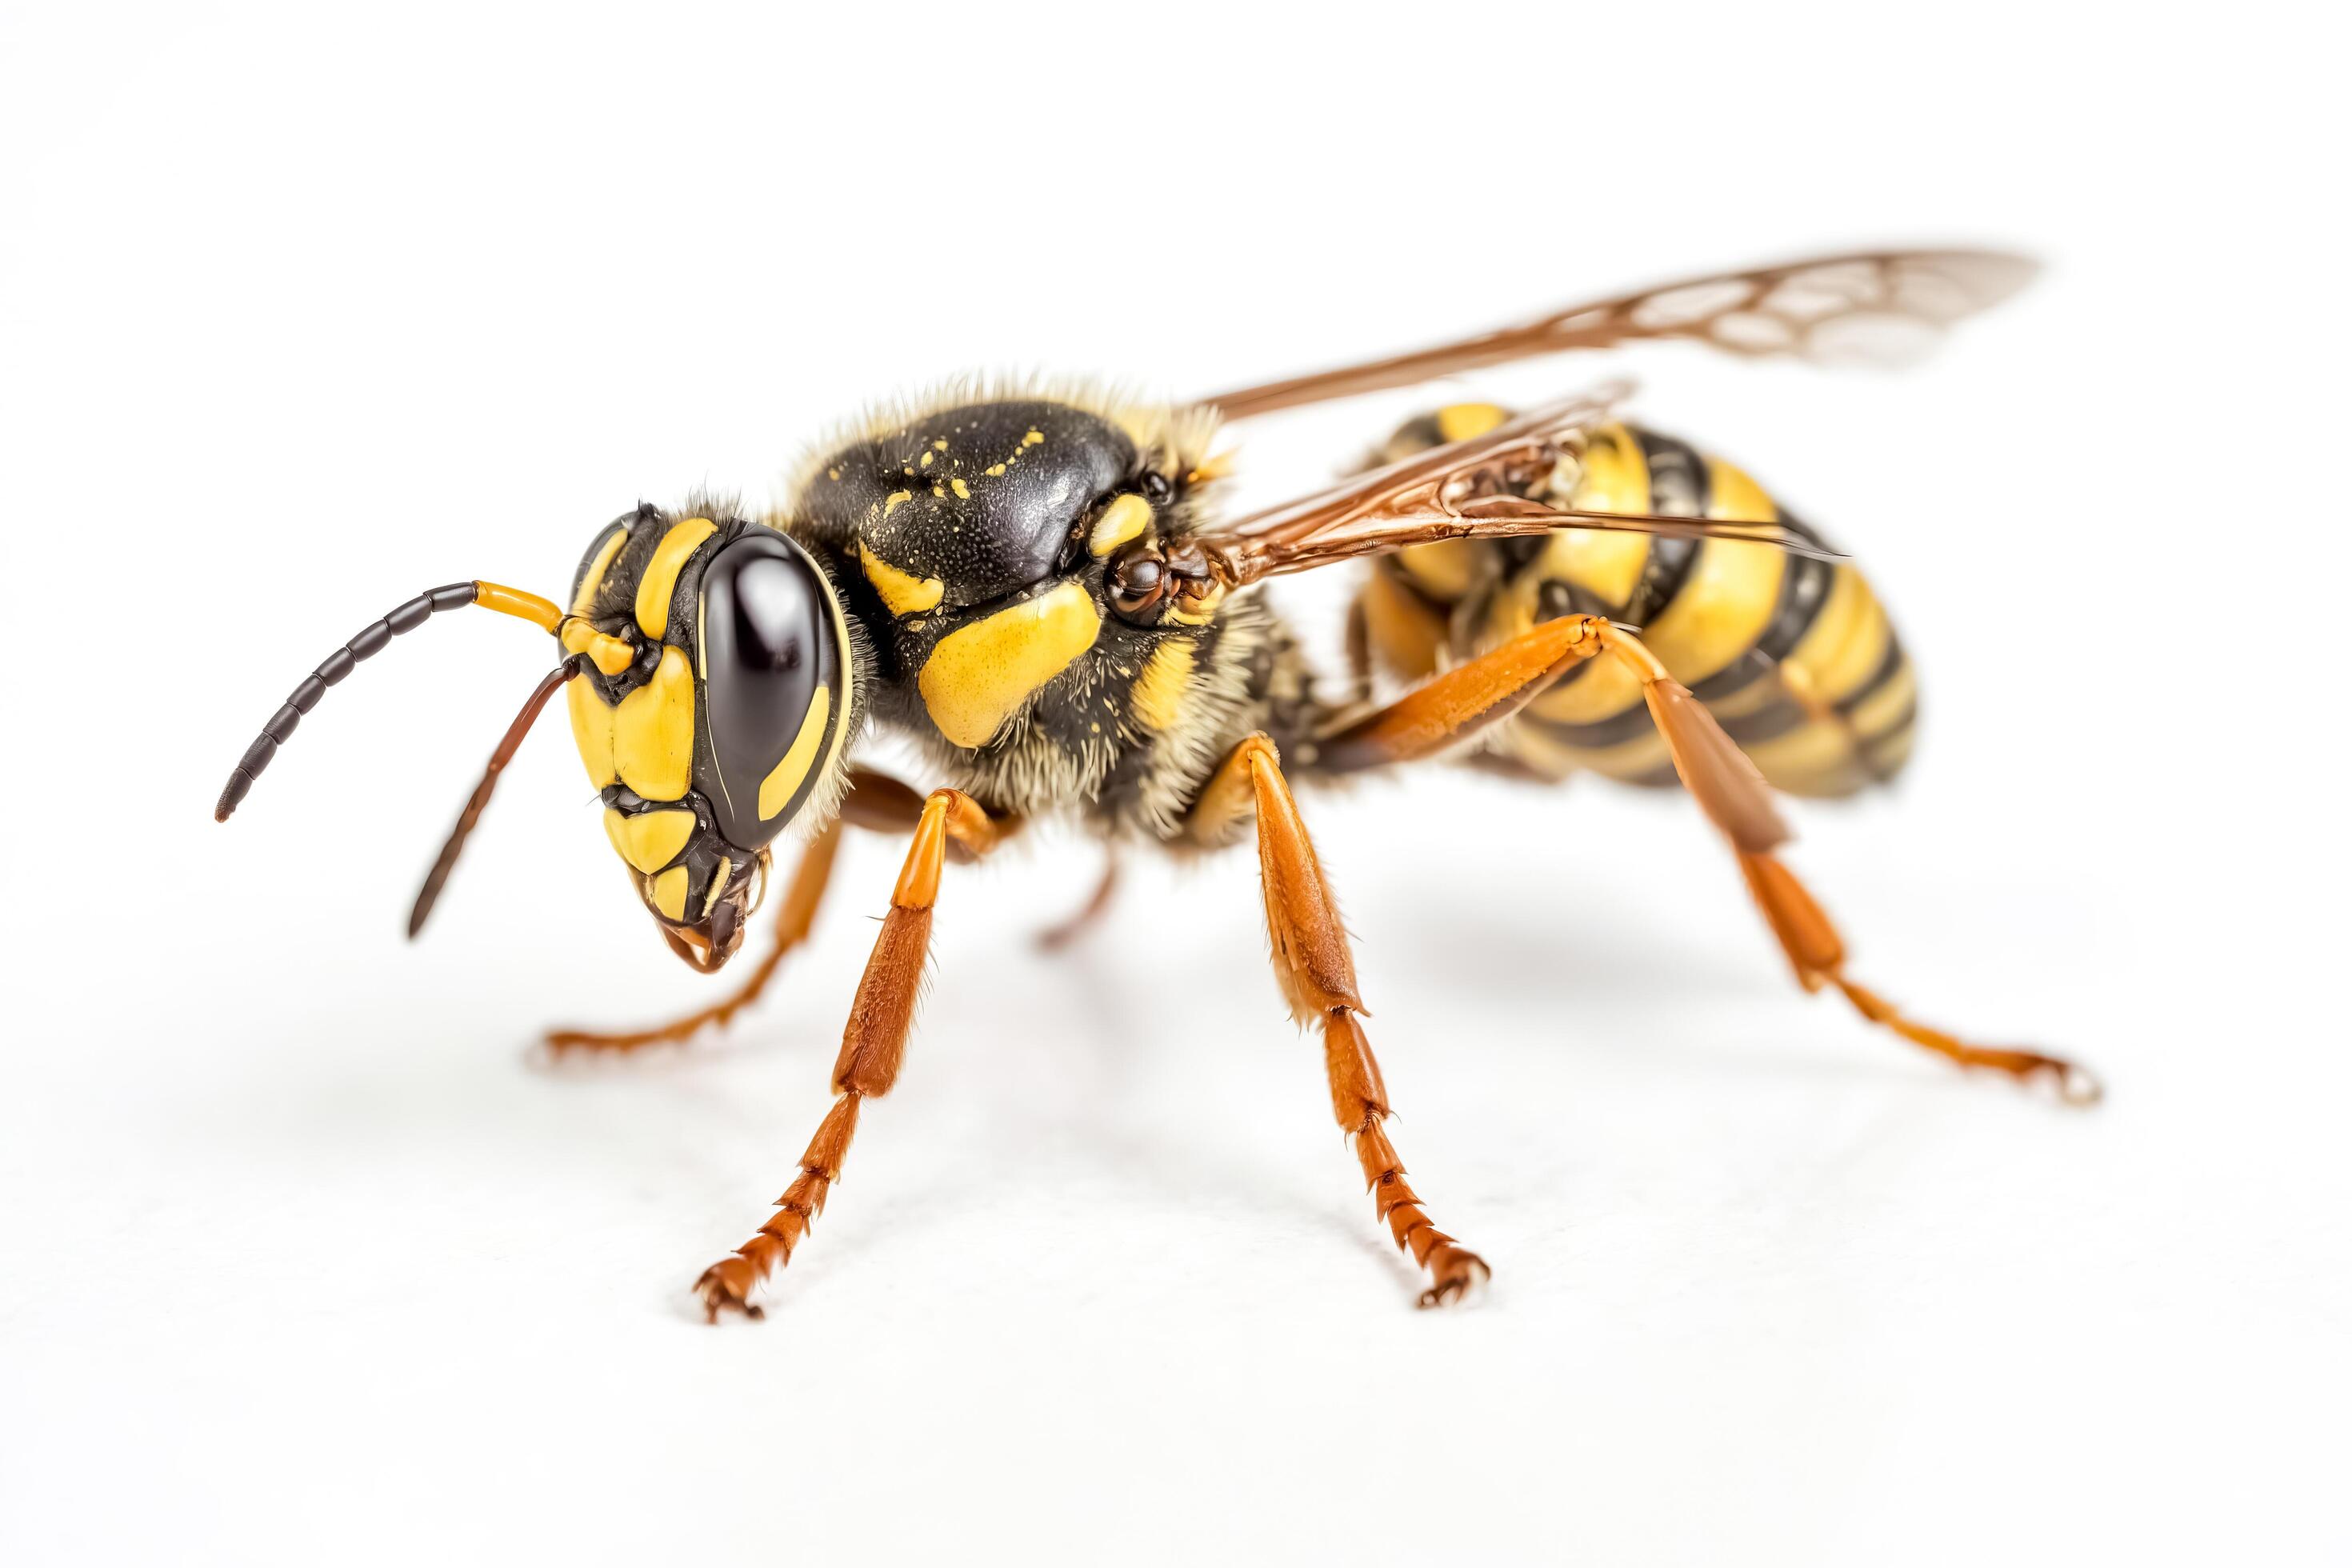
[1313,614,2100,1105]
[694,789,1002,1321]
[1194,734,1488,1307]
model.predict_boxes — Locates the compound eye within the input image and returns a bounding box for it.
[696,531,849,850]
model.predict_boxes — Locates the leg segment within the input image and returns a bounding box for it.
[1194,734,1488,1307]
[694,789,1002,1321]
[1312,614,2099,1104]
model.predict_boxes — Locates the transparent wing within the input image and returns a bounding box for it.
[1194,383,1843,588]
[1201,249,2037,419]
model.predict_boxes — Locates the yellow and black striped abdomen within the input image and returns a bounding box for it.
[1357,407,1916,798]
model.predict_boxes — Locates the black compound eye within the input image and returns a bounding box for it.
[1138,470,1174,504]
[696,531,847,850]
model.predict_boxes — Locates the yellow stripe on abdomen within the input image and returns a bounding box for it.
[1638,457,1786,688]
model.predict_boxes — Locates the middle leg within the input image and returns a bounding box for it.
[1191,733,1489,1308]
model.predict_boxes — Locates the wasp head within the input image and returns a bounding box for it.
[564,503,857,971]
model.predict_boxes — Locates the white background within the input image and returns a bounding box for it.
[4,3,2346,1563]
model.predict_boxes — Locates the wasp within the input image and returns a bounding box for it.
[216,249,2101,1319]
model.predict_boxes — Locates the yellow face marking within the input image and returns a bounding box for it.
[568,645,697,799]
[859,541,945,615]
[650,866,690,922]
[883,490,912,517]
[1132,638,1195,731]
[1088,494,1152,557]
[918,582,1101,748]
[1435,402,1510,442]
[567,676,616,787]
[570,529,630,616]
[757,685,833,820]
[634,517,719,639]
[602,806,696,874]
[702,857,733,918]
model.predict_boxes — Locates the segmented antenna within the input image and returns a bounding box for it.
[213,582,482,822]
[406,658,583,938]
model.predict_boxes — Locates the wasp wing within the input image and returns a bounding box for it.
[1195,384,1842,587]
[1202,248,2036,419]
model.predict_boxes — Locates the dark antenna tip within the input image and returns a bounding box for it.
[406,657,583,942]
[212,582,481,827]
[214,770,253,823]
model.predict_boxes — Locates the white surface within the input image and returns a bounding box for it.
[4,3,2346,1563]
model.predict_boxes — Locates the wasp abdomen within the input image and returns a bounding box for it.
[1357,409,1916,798]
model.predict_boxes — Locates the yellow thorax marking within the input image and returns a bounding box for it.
[635,518,719,639]
[602,806,695,874]
[918,582,1100,748]
[758,686,833,820]
[567,645,696,800]
[1088,494,1152,557]
[571,529,630,616]
[1435,402,1510,442]
[858,540,945,616]
[1132,638,1195,731]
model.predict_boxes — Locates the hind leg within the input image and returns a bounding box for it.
[1312,613,2100,1104]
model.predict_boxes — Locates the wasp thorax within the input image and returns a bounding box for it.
[803,400,1139,610]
